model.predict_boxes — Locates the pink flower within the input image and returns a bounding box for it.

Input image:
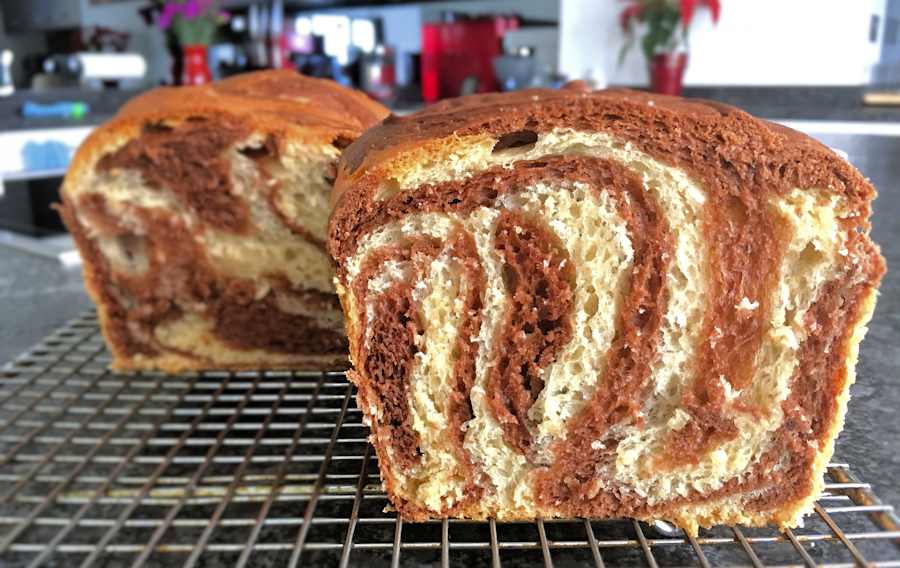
[680,0,720,29]
[704,0,721,24]
[619,3,643,31]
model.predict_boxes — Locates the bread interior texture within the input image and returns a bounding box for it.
[66,132,345,371]
[343,129,870,532]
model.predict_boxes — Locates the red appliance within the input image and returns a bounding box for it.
[421,15,519,103]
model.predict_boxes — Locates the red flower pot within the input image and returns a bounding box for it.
[181,45,212,86]
[649,52,688,96]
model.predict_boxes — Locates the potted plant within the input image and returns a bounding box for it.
[619,0,720,95]
[156,0,228,85]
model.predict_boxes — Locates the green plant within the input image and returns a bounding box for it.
[618,0,720,64]
[157,0,228,46]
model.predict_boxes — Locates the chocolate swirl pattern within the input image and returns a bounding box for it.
[329,88,885,534]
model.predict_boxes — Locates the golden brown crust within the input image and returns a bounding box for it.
[120,69,387,141]
[70,70,388,202]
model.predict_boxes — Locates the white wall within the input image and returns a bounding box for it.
[560,0,883,86]
[79,0,169,87]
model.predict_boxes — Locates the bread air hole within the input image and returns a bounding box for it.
[142,122,174,135]
[100,233,149,275]
[238,145,270,161]
[322,161,338,186]
[492,130,538,154]
[332,135,354,150]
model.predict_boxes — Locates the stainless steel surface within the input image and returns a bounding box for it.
[0,312,898,567]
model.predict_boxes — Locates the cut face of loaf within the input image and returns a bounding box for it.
[60,70,388,373]
[328,87,885,534]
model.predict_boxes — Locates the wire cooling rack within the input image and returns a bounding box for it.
[0,312,898,567]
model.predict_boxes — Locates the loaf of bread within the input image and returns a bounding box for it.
[328,85,885,534]
[60,70,388,372]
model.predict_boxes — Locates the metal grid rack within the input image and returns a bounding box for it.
[0,312,898,567]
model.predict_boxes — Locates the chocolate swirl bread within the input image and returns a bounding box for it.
[328,86,885,534]
[60,70,388,372]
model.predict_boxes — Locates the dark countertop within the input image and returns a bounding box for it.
[682,86,900,122]
[0,247,91,364]
[339,86,900,124]
[3,86,900,133]
[0,132,897,566]
[817,133,900,512]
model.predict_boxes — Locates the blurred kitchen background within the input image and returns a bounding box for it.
[0,0,899,266]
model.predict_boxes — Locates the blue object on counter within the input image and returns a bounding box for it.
[22,140,72,172]
[22,101,90,120]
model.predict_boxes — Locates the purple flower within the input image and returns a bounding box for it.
[183,0,216,20]
[181,0,203,20]
[157,3,180,30]
[157,0,218,29]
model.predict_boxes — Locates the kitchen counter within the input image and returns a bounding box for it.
[0,244,91,365]
[683,86,900,122]
[4,86,900,133]
[348,86,900,125]
[0,131,898,565]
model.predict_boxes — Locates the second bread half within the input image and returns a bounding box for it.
[60,70,388,372]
